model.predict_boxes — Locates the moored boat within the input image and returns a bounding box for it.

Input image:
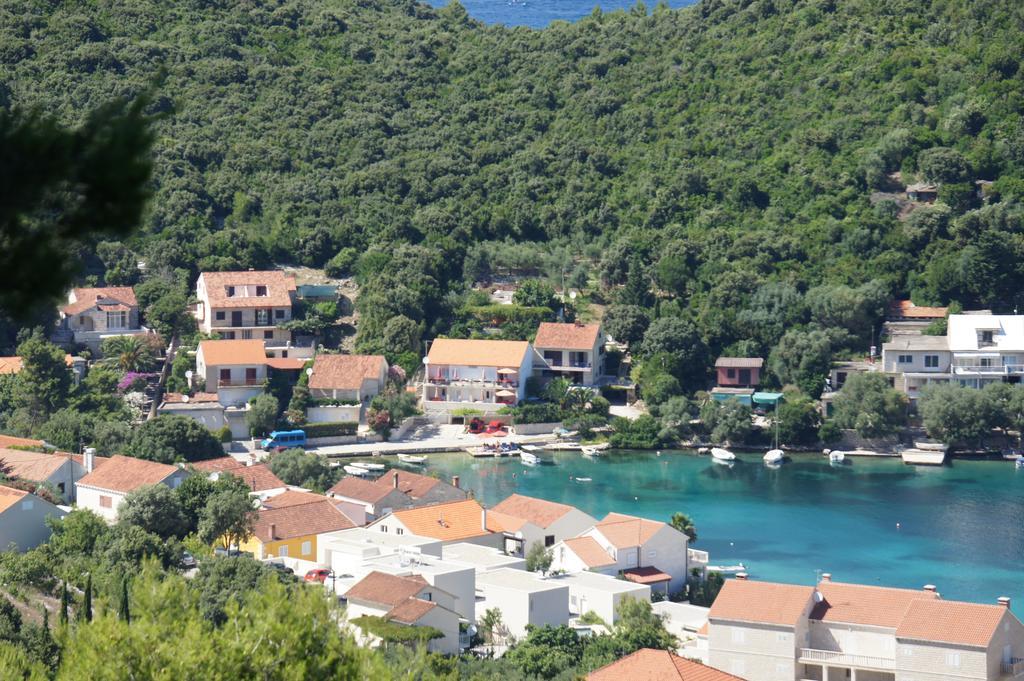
[763,449,784,465]
[397,454,427,465]
[829,451,846,464]
[711,447,736,461]
[1015,455,1024,469]
[914,441,948,452]
[344,464,370,476]
[573,476,592,482]
[351,461,385,471]
[520,451,540,465]
[581,446,603,457]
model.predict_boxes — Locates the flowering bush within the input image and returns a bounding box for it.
[117,372,158,392]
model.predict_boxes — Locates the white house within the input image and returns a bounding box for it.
[532,322,606,386]
[195,339,269,408]
[360,552,477,622]
[474,568,571,641]
[308,354,388,404]
[881,334,951,400]
[421,338,535,415]
[344,571,462,655]
[441,542,528,574]
[0,484,67,551]
[487,494,597,557]
[75,455,188,522]
[553,570,651,625]
[317,527,443,576]
[59,286,147,352]
[366,499,502,549]
[551,512,689,596]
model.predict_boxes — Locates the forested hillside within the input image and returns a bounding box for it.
[2,0,1023,358]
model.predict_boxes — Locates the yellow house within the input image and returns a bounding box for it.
[238,490,357,560]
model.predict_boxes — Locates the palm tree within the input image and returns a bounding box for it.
[670,511,698,544]
[101,335,155,373]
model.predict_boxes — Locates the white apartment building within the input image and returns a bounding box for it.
[487,493,597,557]
[421,338,535,415]
[554,570,651,625]
[707,575,1024,681]
[475,568,570,641]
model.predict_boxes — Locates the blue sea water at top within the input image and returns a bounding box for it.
[408,450,1024,610]
[424,0,697,29]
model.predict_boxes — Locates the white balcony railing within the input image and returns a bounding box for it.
[953,364,1024,375]
[1002,658,1024,676]
[798,648,895,671]
[688,548,709,565]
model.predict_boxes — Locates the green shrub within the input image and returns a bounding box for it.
[302,421,358,438]
[215,426,233,443]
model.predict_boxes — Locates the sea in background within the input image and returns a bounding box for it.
[411,450,1024,610]
[424,0,696,29]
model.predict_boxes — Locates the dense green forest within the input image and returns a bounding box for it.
[2,0,1023,382]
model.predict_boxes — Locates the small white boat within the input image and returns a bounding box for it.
[344,465,370,477]
[544,442,584,451]
[351,461,385,471]
[763,449,784,465]
[520,444,542,452]
[1015,456,1024,469]
[397,454,426,465]
[520,451,540,465]
[574,476,592,482]
[581,446,603,457]
[707,563,747,574]
[914,441,948,452]
[829,451,846,464]
[711,447,736,462]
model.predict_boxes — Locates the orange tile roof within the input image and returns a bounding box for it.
[386,597,437,625]
[225,464,285,492]
[344,571,428,607]
[811,581,939,628]
[562,536,616,568]
[709,580,814,627]
[265,357,307,371]
[588,648,746,681]
[895,599,1009,648]
[388,499,489,541]
[261,490,328,509]
[426,338,530,368]
[198,339,268,366]
[200,271,295,309]
[0,357,24,375]
[76,455,180,493]
[888,300,948,319]
[623,566,673,585]
[309,354,386,391]
[63,286,137,315]
[595,512,665,549]
[491,494,578,529]
[533,322,601,350]
[0,448,71,481]
[254,499,355,542]
[190,456,245,472]
[329,476,397,504]
[485,509,526,533]
[0,435,43,448]
[0,484,29,513]
[373,470,449,500]
[162,392,221,404]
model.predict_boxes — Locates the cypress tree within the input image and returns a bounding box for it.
[118,576,130,624]
[59,580,69,625]
[78,573,93,623]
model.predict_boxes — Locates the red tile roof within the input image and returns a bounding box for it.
[76,455,180,494]
[189,457,245,473]
[344,571,428,607]
[199,271,296,309]
[533,322,602,351]
[588,648,746,681]
[260,490,327,509]
[329,476,398,504]
[373,470,449,500]
[485,509,526,533]
[254,498,355,541]
[265,357,307,371]
[387,499,489,541]
[0,448,71,482]
[714,357,763,368]
[226,464,285,492]
[0,435,44,449]
[198,339,268,366]
[895,599,1009,648]
[308,354,386,391]
[63,286,137,315]
[622,566,673,585]
[0,484,29,513]
[426,338,530,368]
[562,536,616,568]
[595,512,666,549]
[811,581,939,628]
[162,392,221,404]
[491,494,578,529]
[385,597,437,625]
[888,300,948,320]
[709,580,814,627]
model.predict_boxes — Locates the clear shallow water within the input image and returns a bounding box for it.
[425,0,696,29]
[418,450,1024,610]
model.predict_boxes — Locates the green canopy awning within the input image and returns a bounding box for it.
[752,392,784,406]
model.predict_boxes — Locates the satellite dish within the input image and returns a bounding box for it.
[185,370,193,379]
[306,368,314,376]
[181,395,190,403]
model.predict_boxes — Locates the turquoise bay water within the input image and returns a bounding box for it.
[419,450,1024,609]
[425,0,696,29]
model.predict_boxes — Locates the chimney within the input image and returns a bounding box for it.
[821,573,832,582]
[392,471,399,489]
[452,475,460,489]
[923,584,937,593]
[998,597,1011,608]
[735,572,748,580]
[83,447,96,473]
[268,523,276,540]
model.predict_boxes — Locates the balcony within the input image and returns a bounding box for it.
[218,378,264,388]
[545,361,592,371]
[425,377,517,388]
[798,648,895,671]
[687,548,709,565]
[1003,658,1024,676]
[953,364,1024,375]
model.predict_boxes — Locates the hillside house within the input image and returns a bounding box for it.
[532,322,605,386]
[421,338,535,415]
[486,494,596,557]
[75,455,189,522]
[195,271,309,354]
[238,490,357,560]
[0,484,67,552]
[906,183,938,202]
[715,357,763,388]
[58,286,148,352]
[367,499,501,549]
[308,354,388,403]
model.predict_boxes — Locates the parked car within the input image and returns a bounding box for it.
[304,568,333,584]
[180,551,198,569]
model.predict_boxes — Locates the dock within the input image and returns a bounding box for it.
[901,448,946,465]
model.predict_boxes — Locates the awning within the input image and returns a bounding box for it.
[497,368,517,374]
[622,566,672,585]
[752,392,784,406]
[496,390,515,397]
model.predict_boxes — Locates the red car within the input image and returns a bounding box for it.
[304,569,332,584]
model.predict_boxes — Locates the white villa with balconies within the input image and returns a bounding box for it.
[421,338,535,415]
[532,322,605,386]
[883,314,1024,400]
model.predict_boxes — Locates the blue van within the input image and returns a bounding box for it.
[261,429,307,450]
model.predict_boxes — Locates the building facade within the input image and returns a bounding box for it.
[195,270,297,347]
[421,339,535,415]
[59,286,146,351]
[532,322,605,386]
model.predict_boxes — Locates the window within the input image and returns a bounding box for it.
[982,330,994,343]
[241,329,253,340]
[902,648,914,657]
[275,309,285,319]
[898,355,913,364]
[529,599,534,612]
[222,331,235,340]
[57,483,65,495]
[255,308,270,326]
[423,592,432,602]
[727,368,736,378]
[301,541,311,556]
[79,315,86,325]
[380,525,388,533]
[226,286,235,297]
[396,528,404,535]
[945,652,960,667]
[545,535,555,547]
[981,357,994,368]
[777,632,788,642]
[279,546,288,557]
[731,628,746,644]
[106,311,127,328]
[264,330,273,339]
[220,368,231,382]
[99,495,112,508]
[256,285,267,297]
[216,311,225,321]
[925,355,939,368]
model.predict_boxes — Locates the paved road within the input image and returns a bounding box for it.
[313,423,554,458]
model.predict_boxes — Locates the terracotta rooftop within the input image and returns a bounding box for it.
[562,536,616,568]
[533,322,602,351]
[709,579,814,627]
[344,571,429,608]
[63,286,137,315]
[811,581,939,628]
[76,455,180,494]
[0,448,71,481]
[254,499,355,542]
[426,338,530,368]
[714,357,763,369]
[385,596,437,625]
[0,357,24,375]
[387,499,489,541]
[888,300,947,320]
[0,435,44,449]
[491,493,579,529]
[199,270,296,309]
[0,484,29,514]
[373,469,456,500]
[308,354,386,391]
[594,512,666,549]
[622,566,673,585]
[260,490,328,509]
[162,392,221,404]
[895,599,1009,648]
[588,648,746,681]
[265,357,307,371]
[198,339,268,366]
[329,476,398,504]
[190,456,245,472]
[484,509,526,533]
[225,464,285,492]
